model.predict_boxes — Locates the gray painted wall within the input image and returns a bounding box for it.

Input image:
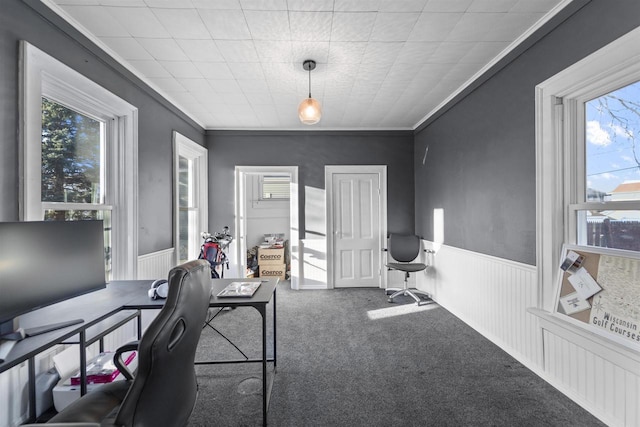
[206,131,415,240]
[0,0,205,255]
[414,0,640,265]
[6,0,637,267]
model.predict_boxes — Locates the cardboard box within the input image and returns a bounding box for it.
[258,247,285,265]
[258,263,286,280]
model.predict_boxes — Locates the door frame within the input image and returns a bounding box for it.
[325,165,387,290]
[234,166,299,289]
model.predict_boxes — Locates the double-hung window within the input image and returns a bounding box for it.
[260,175,291,201]
[21,42,138,280]
[571,81,640,252]
[40,97,114,277]
[537,26,640,310]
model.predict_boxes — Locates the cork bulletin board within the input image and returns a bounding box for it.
[554,245,640,349]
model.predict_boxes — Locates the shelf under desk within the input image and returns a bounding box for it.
[0,280,149,423]
[0,278,278,426]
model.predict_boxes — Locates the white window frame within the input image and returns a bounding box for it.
[536,26,640,311]
[173,131,208,265]
[20,41,138,280]
[260,175,291,201]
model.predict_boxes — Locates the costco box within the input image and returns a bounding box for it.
[258,263,286,280]
[258,247,285,265]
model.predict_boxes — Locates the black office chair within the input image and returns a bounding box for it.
[385,234,433,305]
[36,259,212,427]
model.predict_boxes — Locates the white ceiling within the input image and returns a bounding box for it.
[44,0,568,130]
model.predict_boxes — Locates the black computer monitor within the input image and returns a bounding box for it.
[0,220,106,338]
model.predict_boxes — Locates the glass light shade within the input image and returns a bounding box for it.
[298,97,322,125]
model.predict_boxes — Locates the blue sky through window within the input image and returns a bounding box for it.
[585,80,640,200]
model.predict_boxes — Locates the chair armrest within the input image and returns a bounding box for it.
[114,340,139,381]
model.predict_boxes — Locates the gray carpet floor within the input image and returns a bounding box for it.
[188,283,605,427]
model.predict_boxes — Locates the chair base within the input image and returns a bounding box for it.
[386,287,433,306]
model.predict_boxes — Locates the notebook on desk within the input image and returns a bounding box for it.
[216,281,261,298]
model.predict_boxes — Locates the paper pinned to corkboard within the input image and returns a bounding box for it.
[555,245,640,348]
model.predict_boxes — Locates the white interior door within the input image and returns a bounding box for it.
[330,170,383,288]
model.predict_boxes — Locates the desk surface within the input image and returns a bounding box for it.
[117,278,277,309]
[0,277,277,373]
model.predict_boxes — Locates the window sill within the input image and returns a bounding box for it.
[528,307,640,369]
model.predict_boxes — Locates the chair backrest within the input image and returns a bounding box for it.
[388,234,421,263]
[115,259,211,427]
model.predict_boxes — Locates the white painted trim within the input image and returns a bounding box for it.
[530,308,640,367]
[529,307,638,426]
[113,109,139,280]
[173,132,208,265]
[325,165,388,290]
[40,0,206,130]
[137,247,175,262]
[424,239,537,273]
[413,0,580,130]
[234,166,299,289]
[20,41,138,280]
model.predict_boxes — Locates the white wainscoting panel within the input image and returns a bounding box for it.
[543,329,628,426]
[418,243,540,366]
[421,242,640,427]
[137,248,176,280]
[136,249,174,335]
[1,360,30,427]
[536,311,640,427]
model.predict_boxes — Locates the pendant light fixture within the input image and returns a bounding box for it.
[298,60,322,125]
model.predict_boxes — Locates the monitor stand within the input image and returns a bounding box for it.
[0,319,84,363]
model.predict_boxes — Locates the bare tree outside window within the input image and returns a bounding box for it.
[584,80,640,251]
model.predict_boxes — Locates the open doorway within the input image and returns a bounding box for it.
[235,166,299,289]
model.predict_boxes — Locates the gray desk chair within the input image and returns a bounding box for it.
[32,259,212,427]
[385,234,432,305]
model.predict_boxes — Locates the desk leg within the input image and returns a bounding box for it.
[273,289,277,370]
[261,305,267,427]
[262,288,277,426]
[80,330,87,396]
[28,358,36,421]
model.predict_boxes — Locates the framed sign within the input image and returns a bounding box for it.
[554,244,640,350]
